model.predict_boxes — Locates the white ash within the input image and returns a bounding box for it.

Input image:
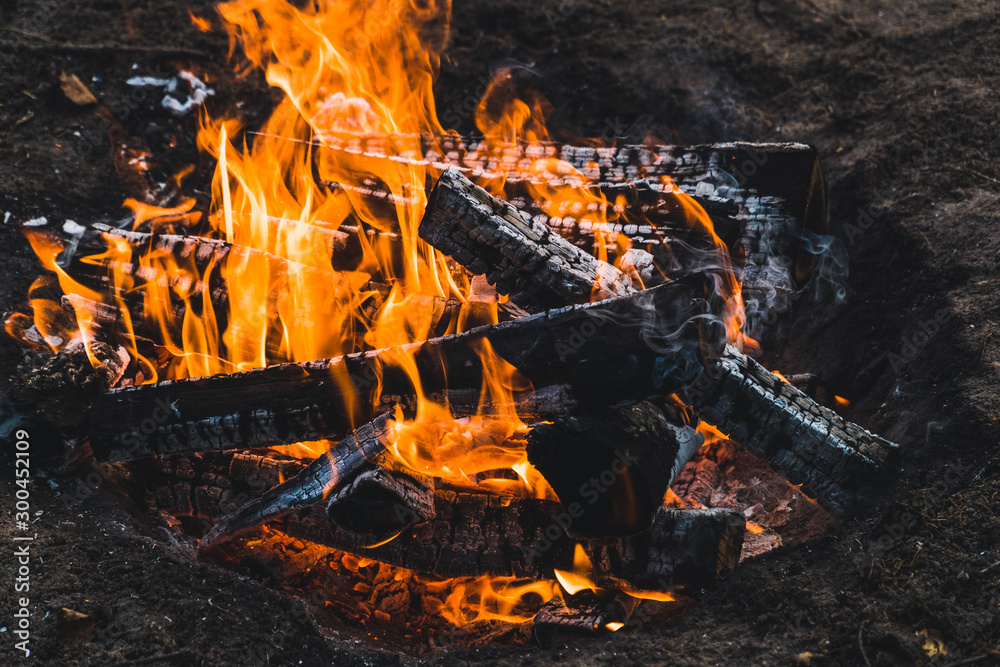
[127,70,215,117]
[62,220,86,235]
[23,216,48,227]
[618,247,656,284]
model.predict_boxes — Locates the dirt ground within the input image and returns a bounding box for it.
[2,0,1000,664]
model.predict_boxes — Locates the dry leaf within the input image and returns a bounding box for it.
[59,71,98,106]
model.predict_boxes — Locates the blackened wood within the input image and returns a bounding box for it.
[198,414,394,549]
[670,456,721,508]
[419,169,635,311]
[325,467,435,540]
[147,450,307,524]
[587,506,746,590]
[307,134,827,281]
[531,593,638,648]
[87,275,720,461]
[682,346,900,517]
[7,341,129,464]
[421,187,711,538]
[282,500,743,589]
[150,449,745,589]
[422,176,893,519]
[65,227,494,363]
[525,401,704,538]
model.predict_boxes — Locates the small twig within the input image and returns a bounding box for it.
[954,165,1000,187]
[858,620,872,667]
[979,559,1000,574]
[1,27,211,59]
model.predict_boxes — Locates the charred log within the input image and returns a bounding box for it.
[285,501,743,590]
[61,227,495,364]
[420,179,894,518]
[419,168,636,311]
[525,400,704,538]
[682,346,900,516]
[197,414,394,548]
[87,275,720,461]
[325,467,436,540]
[309,135,827,286]
[587,505,746,590]
[151,447,745,589]
[531,593,638,648]
[419,172,713,537]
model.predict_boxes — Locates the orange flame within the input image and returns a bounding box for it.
[11,0,753,630]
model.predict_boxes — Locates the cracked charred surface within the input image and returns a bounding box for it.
[684,346,900,517]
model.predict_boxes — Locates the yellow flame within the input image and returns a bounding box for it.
[12,0,753,630]
[553,544,600,595]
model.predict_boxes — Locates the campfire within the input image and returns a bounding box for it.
[5,0,898,649]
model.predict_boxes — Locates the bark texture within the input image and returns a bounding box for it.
[419,168,635,311]
[683,346,900,516]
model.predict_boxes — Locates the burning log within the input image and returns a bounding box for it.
[152,444,744,589]
[419,168,637,311]
[86,275,719,461]
[62,226,495,363]
[197,413,395,548]
[420,171,716,536]
[525,401,704,537]
[64,287,495,364]
[418,170,897,518]
[286,499,744,589]
[324,467,436,540]
[311,134,827,282]
[531,592,638,647]
[682,346,900,516]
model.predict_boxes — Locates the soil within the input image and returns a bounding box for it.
[2,0,1000,665]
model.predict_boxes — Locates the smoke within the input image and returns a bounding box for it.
[575,276,729,391]
[740,220,849,339]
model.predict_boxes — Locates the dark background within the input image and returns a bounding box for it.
[1,0,999,664]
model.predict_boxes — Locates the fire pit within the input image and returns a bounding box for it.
[3,0,909,656]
